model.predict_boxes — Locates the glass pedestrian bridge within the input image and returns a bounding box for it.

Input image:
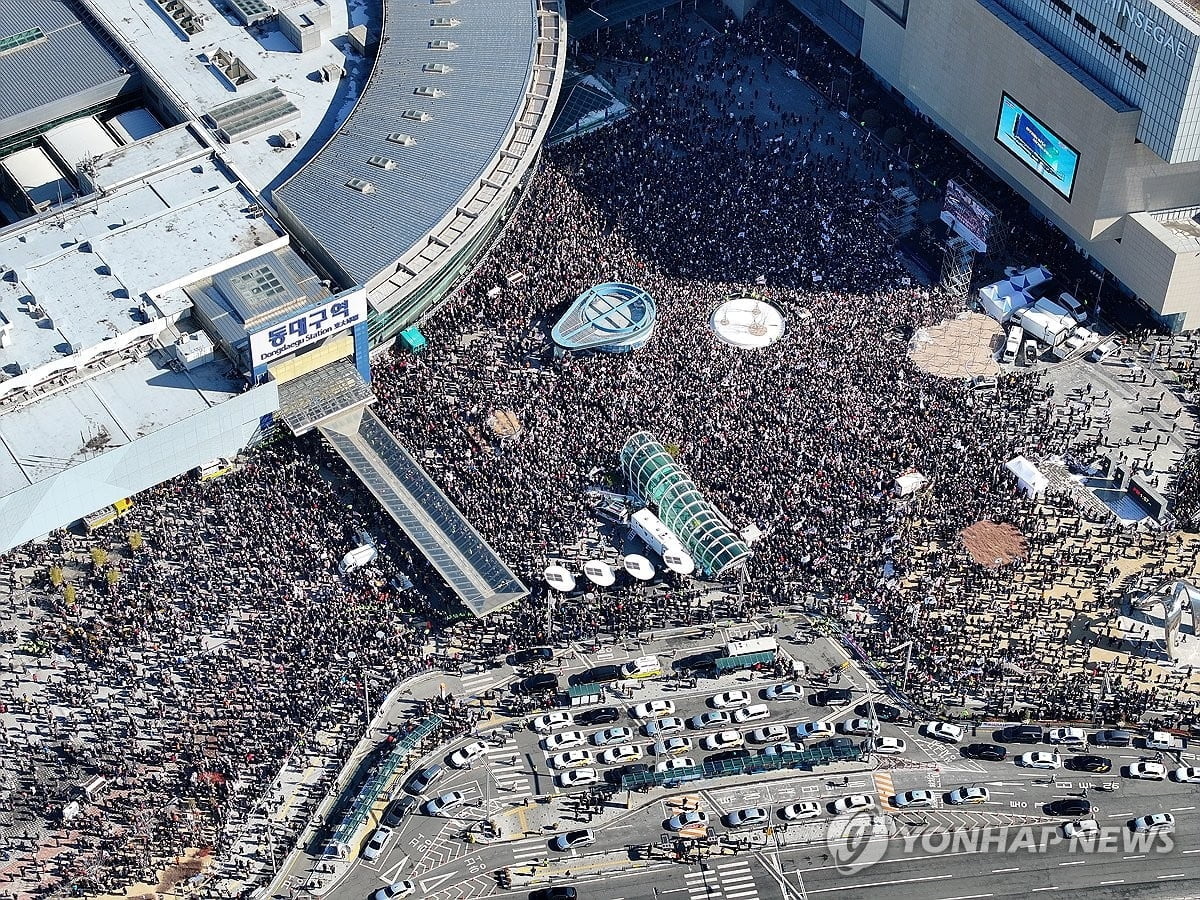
[551,282,657,353]
[321,409,528,616]
[620,431,751,577]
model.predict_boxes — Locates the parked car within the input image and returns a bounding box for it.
[644,716,685,736]
[1130,812,1175,834]
[856,701,902,722]
[447,741,487,769]
[1172,766,1200,783]
[724,807,770,829]
[655,758,698,776]
[514,673,559,695]
[710,690,753,709]
[605,763,651,785]
[371,881,415,900]
[529,888,577,900]
[830,794,874,815]
[666,810,709,831]
[778,801,822,821]
[551,829,596,852]
[923,722,965,743]
[701,730,745,752]
[946,786,990,805]
[705,749,751,765]
[591,726,636,746]
[422,791,465,816]
[1046,727,1086,744]
[813,688,853,707]
[548,750,593,769]
[1062,819,1100,839]
[794,721,835,741]
[575,706,621,727]
[569,666,621,686]
[764,683,802,702]
[1015,751,1061,770]
[1092,729,1133,747]
[382,796,416,827]
[556,768,600,789]
[652,736,693,757]
[733,703,771,725]
[531,711,574,734]
[893,790,935,808]
[687,711,731,730]
[632,699,675,719]
[403,763,444,796]
[1000,725,1044,744]
[511,647,554,666]
[541,731,587,752]
[839,718,878,736]
[1127,761,1166,780]
[1067,754,1112,773]
[362,825,395,861]
[599,745,643,765]
[963,743,1006,761]
[747,725,790,744]
[760,742,802,756]
[869,736,907,755]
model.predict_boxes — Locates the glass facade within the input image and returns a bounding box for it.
[619,431,751,577]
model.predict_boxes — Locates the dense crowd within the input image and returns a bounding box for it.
[0,7,1196,900]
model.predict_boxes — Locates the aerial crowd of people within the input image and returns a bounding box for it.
[0,7,1197,900]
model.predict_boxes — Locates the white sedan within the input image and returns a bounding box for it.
[632,699,675,719]
[655,757,696,775]
[869,736,907,755]
[541,730,587,752]
[653,736,693,757]
[1015,751,1061,770]
[748,725,790,744]
[831,794,874,815]
[1131,812,1175,834]
[892,790,935,808]
[1128,761,1167,781]
[1062,819,1100,839]
[764,683,802,701]
[923,722,964,743]
[947,786,990,805]
[556,767,601,789]
[591,726,637,746]
[530,711,574,734]
[794,721,835,740]
[371,881,416,900]
[839,718,878,736]
[1046,726,1086,744]
[710,690,753,709]
[778,801,822,821]
[548,749,594,769]
[447,740,487,768]
[666,810,708,831]
[599,744,643,765]
[701,730,745,751]
[1172,766,1200,783]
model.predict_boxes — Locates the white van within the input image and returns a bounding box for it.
[1145,731,1176,751]
[1057,292,1088,323]
[620,655,663,680]
[732,703,771,725]
[1001,326,1023,365]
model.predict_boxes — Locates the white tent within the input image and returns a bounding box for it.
[978,280,1032,322]
[1005,456,1048,498]
[894,471,929,497]
[1009,266,1052,291]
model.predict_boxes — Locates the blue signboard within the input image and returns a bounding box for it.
[995,94,1079,201]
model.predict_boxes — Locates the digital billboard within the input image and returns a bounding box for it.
[939,180,994,253]
[995,94,1079,201]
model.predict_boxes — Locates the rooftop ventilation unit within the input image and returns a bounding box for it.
[346,178,376,194]
[430,0,459,5]
[423,62,452,74]
[427,40,458,50]
[387,133,415,146]
[413,86,445,99]
[402,109,432,122]
[430,16,461,26]
[368,156,397,170]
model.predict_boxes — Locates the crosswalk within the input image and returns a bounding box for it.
[484,735,534,798]
[683,861,761,900]
[458,671,497,695]
[873,771,896,809]
[507,835,548,869]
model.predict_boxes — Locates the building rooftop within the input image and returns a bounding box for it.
[273,0,560,286]
[0,351,242,493]
[77,0,364,192]
[0,125,288,379]
[0,0,135,139]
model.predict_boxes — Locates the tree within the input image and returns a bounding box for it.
[64,584,76,606]
[106,569,121,589]
[128,531,143,553]
[90,547,107,569]
[48,566,63,588]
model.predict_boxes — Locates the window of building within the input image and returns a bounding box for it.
[1098,31,1120,56]
[1123,50,1147,76]
[1048,0,1070,18]
[1073,12,1096,35]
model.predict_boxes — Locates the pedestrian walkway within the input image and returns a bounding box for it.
[485,736,535,798]
[507,835,548,869]
[716,860,760,900]
[873,771,896,809]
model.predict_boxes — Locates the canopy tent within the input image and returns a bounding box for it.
[978,280,1032,322]
[715,650,775,672]
[1009,266,1052,291]
[1005,455,1048,497]
[399,326,427,352]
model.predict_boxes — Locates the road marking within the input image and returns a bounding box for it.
[1169,806,1195,811]
[1057,861,1085,867]
[991,867,1020,873]
[942,894,993,900]
[1181,849,1200,854]
[1099,880,1124,885]
[418,872,456,893]
[806,874,953,893]
[1157,874,1187,879]
[1029,887,1058,893]
[1123,855,1145,860]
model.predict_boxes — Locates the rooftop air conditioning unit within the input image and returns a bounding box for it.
[368,156,397,170]
[387,133,415,146]
[346,178,376,194]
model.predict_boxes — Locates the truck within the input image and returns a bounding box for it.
[1011,305,1072,350]
[725,637,778,658]
[630,508,686,561]
[338,530,377,574]
[83,498,133,532]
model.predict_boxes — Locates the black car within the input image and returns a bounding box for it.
[1092,729,1132,748]
[999,725,1044,744]
[511,647,554,666]
[813,737,856,753]
[675,650,721,672]
[575,706,621,727]
[530,889,577,900]
[963,743,1007,761]
[1067,754,1112,773]
[1046,798,1092,817]
[855,701,902,722]
[382,796,416,826]
[513,673,559,694]
[812,688,853,707]
[705,749,752,765]
[404,763,445,795]
[605,763,651,785]
[569,665,622,686]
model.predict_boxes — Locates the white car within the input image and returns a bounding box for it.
[687,711,732,730]
[551,829,596,851]
[869,736,907,755]
[839,718,878,736]
[655,757,696,775]
[666,810,709,831]
[764,683,802,701]
[1172,766,1200,783]
[447,741,487,769]
[794,721,835,740]
[1016,751,1062,770]
[549,749,594,769]
[592,726,636,746]
[1128,761,1167,781]
[831,794,875,815]
[1046,727,1086,744]
[778,801,822,821]
[653,736,693,757]
[923,722,964,743]
[422,791,465,815]
[542,730,587,752]
[733,703,771,725]
[361,825,395,861]
[892,790,935,808]
[724,807,770,829]
[761,742,803,756]
[1062,819,1100,839]
[701,730,745,751]
[1131,812,1175,834]
[644,716,685,736]
[710,690,753,709]
[946,786,990,805]
[371,881,415,900]
[632,699,675,719]
[556,767,600,789]
[531,711,574,734]
[747,725,790,744]
[599,744,643,765]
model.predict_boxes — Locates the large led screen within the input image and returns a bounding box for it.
[995,94,1079,201]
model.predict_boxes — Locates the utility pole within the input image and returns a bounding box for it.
[888,641,914,694]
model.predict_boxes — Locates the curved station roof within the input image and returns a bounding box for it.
[552,282,657,352]
[620,431,751,577]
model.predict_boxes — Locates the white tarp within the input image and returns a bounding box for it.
[979,281,1032,322]
[1009,266,1051,291]
[1005,455,1048,498]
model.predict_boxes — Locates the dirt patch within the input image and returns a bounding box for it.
[961,520,1028,568]
[909,312,1004,379]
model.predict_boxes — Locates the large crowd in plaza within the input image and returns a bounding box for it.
[0,8,1197,900]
